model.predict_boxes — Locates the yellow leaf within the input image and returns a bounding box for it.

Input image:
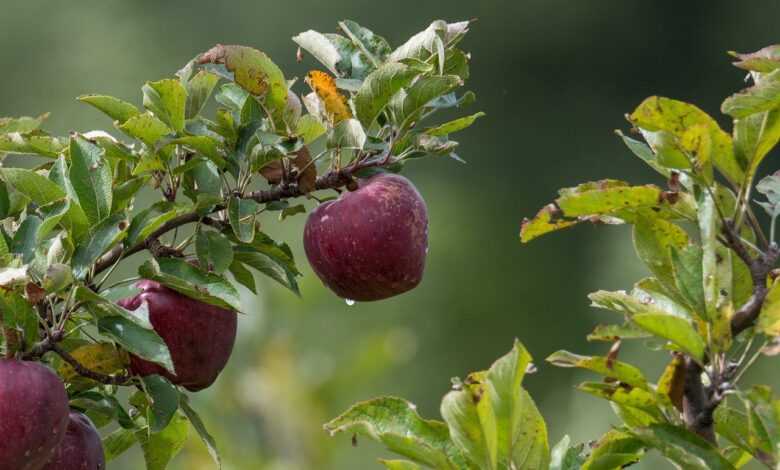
[306,70,352,124]
[58,343,129,383]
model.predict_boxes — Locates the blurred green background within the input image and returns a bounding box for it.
[3,1,780,468]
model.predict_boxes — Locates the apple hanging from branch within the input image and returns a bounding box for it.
[304,173,429,302]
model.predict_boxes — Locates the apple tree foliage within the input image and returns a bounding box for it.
[327,47,780,468]
[0,19,480,469]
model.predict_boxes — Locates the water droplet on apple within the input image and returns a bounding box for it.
[345,299,356,306]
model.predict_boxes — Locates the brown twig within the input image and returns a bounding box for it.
[683,219,780,441]
[93,157,380,276]
[50,342,132,385]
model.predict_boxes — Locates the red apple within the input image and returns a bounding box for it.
[0,359,69,470]
[303,173,428,301]
[42,412,104,470]
[118,280,237,391]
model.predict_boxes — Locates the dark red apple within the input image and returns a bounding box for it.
[0,359,69,470]
[118,280,237,391]
[303,173,428,301]
[42,412,104,470]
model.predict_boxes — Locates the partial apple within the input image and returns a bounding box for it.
[118,280,237,391]
[0,359,69,470]
[42,411,105,470]
[304,173,429,301]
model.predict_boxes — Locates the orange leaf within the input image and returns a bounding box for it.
[306,70,352,124]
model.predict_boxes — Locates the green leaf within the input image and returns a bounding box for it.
[441,371,498,469]
[520,180,695,243]
[292,30,343,75]
[338,20,392,65]
[630,96,742,184]
[0,114,48,134]
[378,460,422,470]
[631,313,706,362]
[354,62,422,127]
[633,218,689,294]
[180,394,222,469]
[228,197,258,243]
[126,202,192,248]
[328,118,367,149]
[143,79,187,133]
[118,112,172,146]
[586,322,651,342]
[137,412,189,470]
[142,375,179,433]
[0,290,39,350]
[577,382,663,425]
[758,277,780,336]
[486,341,549,468]
[233,247,299,295]
[550,436,586,470]
[75,285,153,330]
[426,112,486,137]
[199,45,288,127]
[588,288,689,320]
[546,350,650,390]
[77,95,140,124]
[229,232,300,293]
[0,168,65,205]
[715,405,753,456]
[165,135,225,167]
[98,314,174,372]
[581,430,644,470]
[228,260,256,294]
[733,110,780,179]
[670,244,706,317]
[138,257,241,311]
[520,204,578,242]
[12,216,42,263]
[731,46,780,72]
[0,133,67,158]
[103,427,138,462]
[630,424,735,470]
[36,198,70,242]
[617,130,674,178]
[72,212,128,279]
[112,176,149,213]
[324,396,465,469]
[69,135,113,225]
[393,75,463,128]
[196,230,233,274]
[441,341,549,469]
[389,20,449,62]
[296,114,327,144]
[722,69,780,118]
[184,70,220,119]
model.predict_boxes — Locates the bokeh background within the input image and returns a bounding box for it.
[3,1,780,468]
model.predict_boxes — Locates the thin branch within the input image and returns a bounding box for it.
[50,342,132,385]
[93,157,383,276]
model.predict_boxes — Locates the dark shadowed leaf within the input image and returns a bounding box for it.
[138,258,241,311]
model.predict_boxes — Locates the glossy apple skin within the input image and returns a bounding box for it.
[303,173,429,301]
[0,359,69,470]
[42,412,104,470]
[118,280,237,391]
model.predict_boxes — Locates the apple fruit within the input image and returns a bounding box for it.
[303,173,428,301]
[42,412,104,470]
[0,359,69,470]
[118,280,237,391]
